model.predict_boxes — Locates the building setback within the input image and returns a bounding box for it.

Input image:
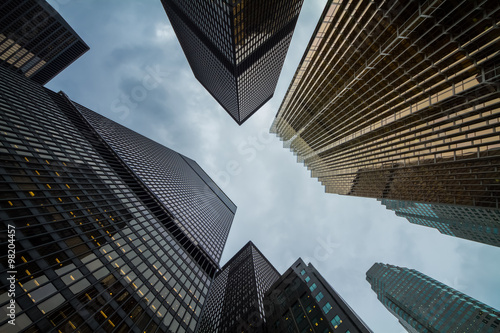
[0,0,89,85]
[271,0,500,209]
[265,258,372,333]
[160,0,305,125]
[379,199,500,247]
[366,263,500,332]
[198,241,280,333]
[0,62,235,332]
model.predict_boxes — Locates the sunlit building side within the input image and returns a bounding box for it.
[271,0,500,209]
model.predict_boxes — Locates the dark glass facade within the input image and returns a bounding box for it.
[367,263,500,332]
[379,199,500,247]
[265,258,372,333]
[0,0,89,85]
[0,64,235,332]
[73,104,236,266]
[198,241,280,333]
[160,0,305,125]
[271,0,500,208]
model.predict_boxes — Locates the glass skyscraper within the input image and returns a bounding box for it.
[0,0,89,85]
[198,241,280,333]
[0,59,235,332]
[366,263,500,332]
[160,0,305,125]
[379,199,500,247]
[270,0,500,209]
[265,258,372,333]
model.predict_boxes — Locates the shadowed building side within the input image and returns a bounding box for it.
[160,0,304,124]
[198,241,280,333]
[264,258,372,333]
[0,0,89,85]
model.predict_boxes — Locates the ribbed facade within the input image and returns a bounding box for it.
[0,65,235,332]
[380,199,500,247]
[366,263,500,332]
[198,242,280,333]
[160,0,304,124]
[265,258,372,333]
[271,0,500,208]
[0,0,89,85]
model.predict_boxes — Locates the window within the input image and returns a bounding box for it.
[300,269,306,275]
[305,276,311,283]
[315,292,324,302]
[322,302,332,314]
[331,315,342,328]
[309,283,317,292]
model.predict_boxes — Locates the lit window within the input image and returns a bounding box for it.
[300,269,306,275]
[322,302,332,314]
[310,283,317,292]
[331,315,342,328]
[315,292,324,302]
[305,276,311,283]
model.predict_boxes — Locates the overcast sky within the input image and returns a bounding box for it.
[46,1,500,332]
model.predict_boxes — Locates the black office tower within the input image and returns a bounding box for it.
[0,0,89,85]
[160,0,304,125]
[198,241,280,333]
[0,62,235,332]
[367,263,500,332]
[265,259,372,333]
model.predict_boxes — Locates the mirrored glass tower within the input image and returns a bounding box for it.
[379,199,500,247]
[160,0,305,125]
[366,263,500,333]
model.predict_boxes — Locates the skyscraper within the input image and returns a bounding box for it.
[0,0,89,85]
[366,263,500,332]
[160,0,305,125]
[0,61,235,332]
[271,0,500,209]
[265,258,372,333]
[198,241,280,333]
[379,199,500,247]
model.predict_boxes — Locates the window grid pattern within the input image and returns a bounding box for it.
[198,242,280,333]
[380,199,500,247]
[366,263,500,332]
[271,0,500,208]
[161,0,304,124]
[0,66,219,332]
[264,259,372,333]
[77,105,235,265]
[0,0,89,85]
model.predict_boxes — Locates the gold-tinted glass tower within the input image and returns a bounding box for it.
[271,0,500,208]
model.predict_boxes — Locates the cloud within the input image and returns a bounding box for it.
[45,1,500,332]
